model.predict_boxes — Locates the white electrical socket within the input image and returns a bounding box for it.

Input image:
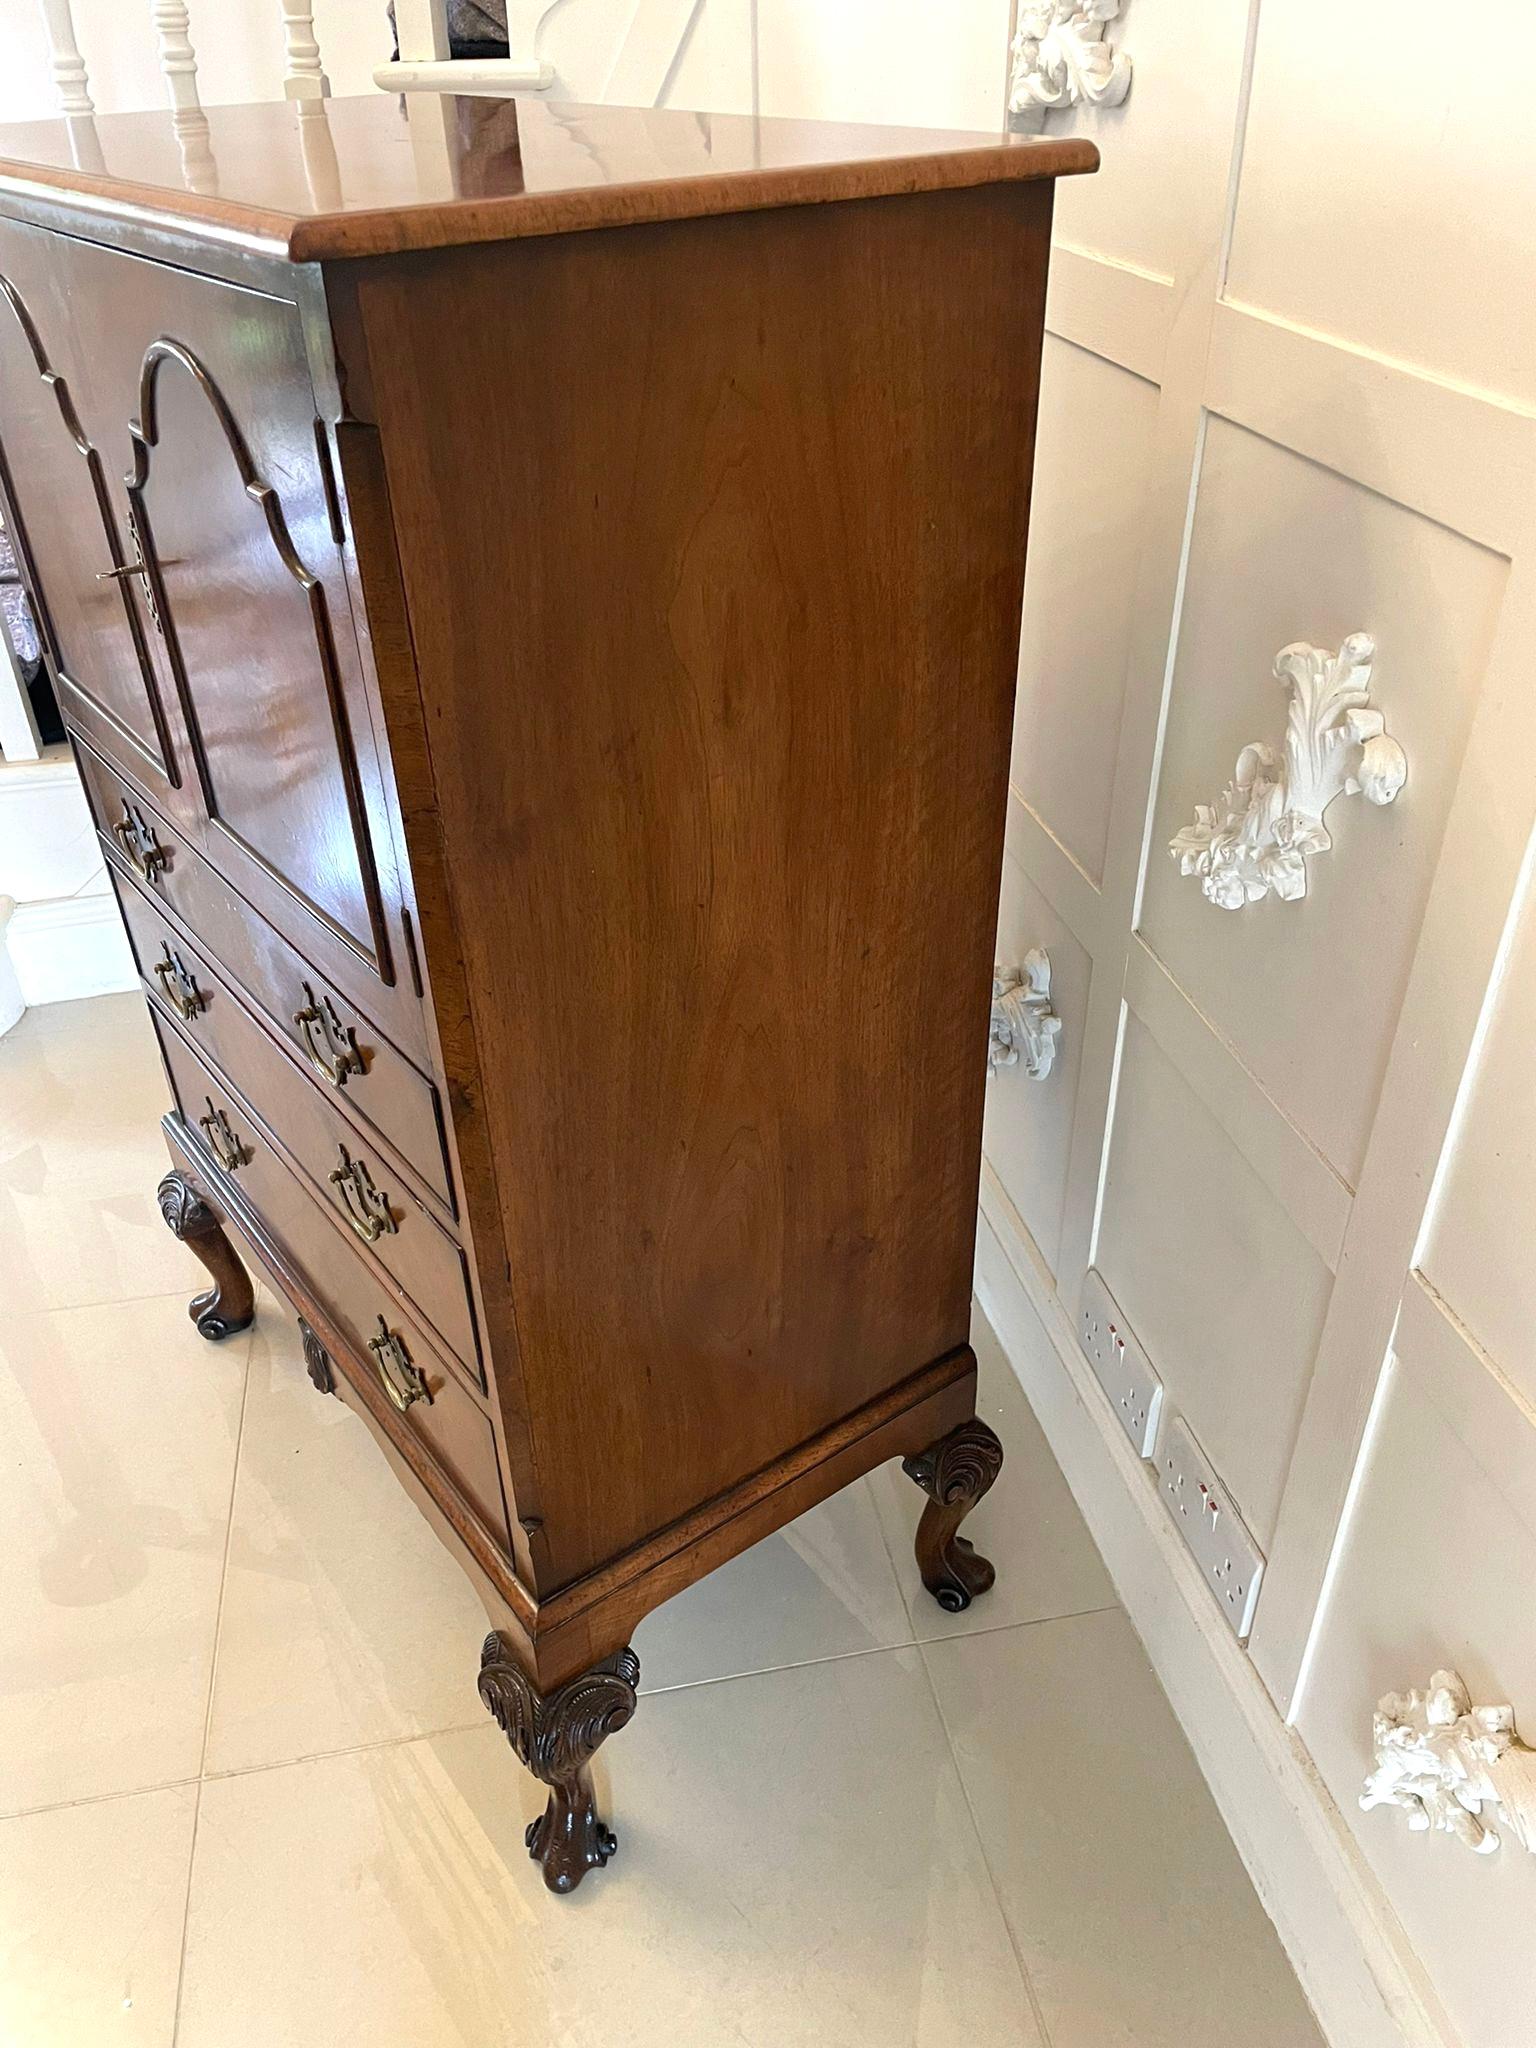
[1078,1269,1163,1459]
[1158,1412,1265,1641]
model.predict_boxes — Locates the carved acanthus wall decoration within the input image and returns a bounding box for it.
[990,949,1062,1078]
[1360,1669,1536,1856]
[1170,632,1406,911]
[1009,1,1134,116]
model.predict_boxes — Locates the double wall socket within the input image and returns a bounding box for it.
[1159,1413,1265,1641]
[1079,1269,1163,1459]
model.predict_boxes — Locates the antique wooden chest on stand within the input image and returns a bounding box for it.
[0,92,1093,1890]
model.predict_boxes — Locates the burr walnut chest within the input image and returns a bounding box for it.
[0,93,1093,1891]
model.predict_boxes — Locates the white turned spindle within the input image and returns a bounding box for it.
[281,3,330,101]
[37,0,94,115]
[152,0,201,112]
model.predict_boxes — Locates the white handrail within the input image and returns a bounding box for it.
[379,0,562,94]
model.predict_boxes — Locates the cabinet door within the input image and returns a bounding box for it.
[127,332,394,976]
[52,234,407,1016]
[0,217,185,812]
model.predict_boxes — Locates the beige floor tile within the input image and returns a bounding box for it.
[636,1475,914,1692]
[869,1312,1116,1640]
[212,1308,914,1754]
[925,1608,1325,2048]
[0,1782,197,2048]
[181,1648,1040,2048]
[203,1315,489,1775]
[0,1292,248,1814]
[0,996,188,1315]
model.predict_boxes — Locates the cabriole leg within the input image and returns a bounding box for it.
[477,1633,640,1895]
[902,1416,1004,1613]
[156,1169,255,1341]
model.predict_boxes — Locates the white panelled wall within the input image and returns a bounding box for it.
[972,5,1536,2047]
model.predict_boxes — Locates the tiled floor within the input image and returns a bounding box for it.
[1,994,1327,2048]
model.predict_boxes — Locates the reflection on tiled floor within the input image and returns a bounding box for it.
[0,996,1326,2048]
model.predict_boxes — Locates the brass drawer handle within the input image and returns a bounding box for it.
[199,1097,250,1174]
[327,1143,397,1245]
[112,800,168,883]
[153,941,205,1021]
[292,981,365,1088]
[366,1317,430,1414]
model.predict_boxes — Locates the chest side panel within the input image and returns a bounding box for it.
[359,182,1051,1585]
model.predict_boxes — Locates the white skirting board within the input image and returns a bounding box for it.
[974,1166,1459,2048]
[3,887,136,1012]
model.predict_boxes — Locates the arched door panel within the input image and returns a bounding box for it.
[128,335,390,976]
[0,220,182,807]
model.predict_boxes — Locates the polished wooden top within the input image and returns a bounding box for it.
[0,92,1096,263]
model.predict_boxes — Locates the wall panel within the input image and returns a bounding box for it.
[1420,878,1536,1400]
[1096,1011,1334,1546]
[1139,418,1507,1184]
[1227,0,1536,408]
[1012,337,1158,890]
[1297,1279,1536,2048]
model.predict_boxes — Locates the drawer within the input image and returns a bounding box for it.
[117,871,482,1387]
[151,1008,510,1554]
[78,734,455,1215]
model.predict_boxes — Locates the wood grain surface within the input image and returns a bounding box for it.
[357,180,1054,1586]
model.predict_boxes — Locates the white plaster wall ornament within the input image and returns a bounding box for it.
[1009,1,1133,116]
[1360,1670,1536,1856]
[989,949,1063,1079]
[1169,631,1406,910]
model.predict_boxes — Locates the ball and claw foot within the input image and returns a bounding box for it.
[478,1634,641,1895]
[156,1171,255,1341]
[902,1416,1004,1613]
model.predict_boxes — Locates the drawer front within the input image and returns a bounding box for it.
[78,734,453,1213]
[151,1009,509,1553]
[116,870,481,1386]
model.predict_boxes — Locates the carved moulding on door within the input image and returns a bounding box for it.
[1009,1,1134,116]
[1169,632,1407,911]
[1360,1669,1536,1856]
[989,949,1062,1079]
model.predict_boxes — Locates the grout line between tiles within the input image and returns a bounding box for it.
[0,1774,202,1825]
[170,1319,256,2048]
[639,1601,1124,1699]
[177,1602,1133,1804]
[0,1282,226,1330]
[913,1626,1058,2048]
[199,1714,492,1784]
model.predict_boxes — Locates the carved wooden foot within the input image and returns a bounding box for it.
[902,1416,1004,1613]
[157,1171,255,1341]
[477,1634,640,1895]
